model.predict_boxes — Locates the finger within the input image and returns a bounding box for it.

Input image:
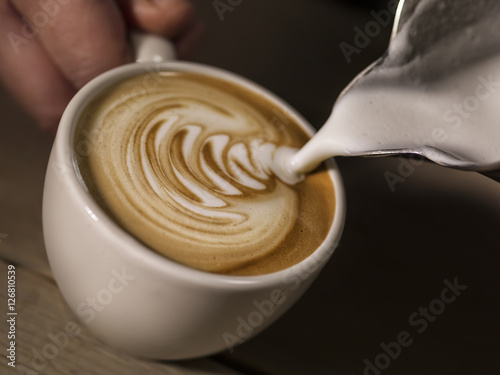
[120,0,197,37]
[0,0,75,132]
[9,0,132,89]
[119,0,204,59]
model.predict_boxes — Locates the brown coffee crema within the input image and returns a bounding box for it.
[74,71,335,275]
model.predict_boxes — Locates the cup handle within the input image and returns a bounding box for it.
[131,32,177,63]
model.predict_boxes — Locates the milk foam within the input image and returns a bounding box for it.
[292,0,500,174]
[75,71,335,275]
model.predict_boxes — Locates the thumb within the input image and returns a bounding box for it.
[119,0,204,59]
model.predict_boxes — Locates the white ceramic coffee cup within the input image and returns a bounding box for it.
[42,34,346,360]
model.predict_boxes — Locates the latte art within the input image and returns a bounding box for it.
[75,71,335,275]
[133,113,301,222]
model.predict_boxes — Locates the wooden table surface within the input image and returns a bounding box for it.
[2,1,500,374]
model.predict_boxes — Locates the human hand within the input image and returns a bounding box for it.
[0,0,204,133]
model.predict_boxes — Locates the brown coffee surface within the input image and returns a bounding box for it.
[74,71,335,275]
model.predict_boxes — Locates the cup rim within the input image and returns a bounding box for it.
[55,60,346,289]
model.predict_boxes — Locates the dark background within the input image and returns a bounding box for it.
[188,0,500,374]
